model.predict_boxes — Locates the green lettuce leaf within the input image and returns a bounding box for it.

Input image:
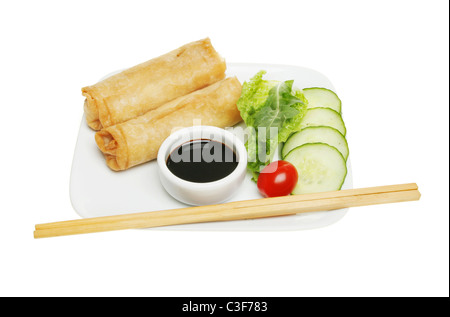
[236,70,308,181]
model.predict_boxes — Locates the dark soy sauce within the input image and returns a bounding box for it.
[166,139,238,183]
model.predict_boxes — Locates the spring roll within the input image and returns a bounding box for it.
[82,38,226,130]
[95,77,242,171]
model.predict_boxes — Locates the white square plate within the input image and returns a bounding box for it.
[70,63,352,231]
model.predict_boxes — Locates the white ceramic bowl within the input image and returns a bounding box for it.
[157,126,248,206]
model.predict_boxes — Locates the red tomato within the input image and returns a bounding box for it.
[257,160,298,198]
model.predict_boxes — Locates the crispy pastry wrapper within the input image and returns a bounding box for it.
[82,38,226,130]
[95,77,243,171]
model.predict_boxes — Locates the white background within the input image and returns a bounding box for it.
[0,0,448,297]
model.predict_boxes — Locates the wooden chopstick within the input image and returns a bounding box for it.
[35,183,417,230]
[33,183,420,239]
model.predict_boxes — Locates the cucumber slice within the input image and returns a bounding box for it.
[282,126,349,161]
[303,87,342,113]
[284,143,347,195]
[299,107,347,136]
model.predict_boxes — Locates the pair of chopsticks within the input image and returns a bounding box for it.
[34,183,420,239]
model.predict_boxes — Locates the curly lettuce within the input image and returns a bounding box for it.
[236,70,308,181]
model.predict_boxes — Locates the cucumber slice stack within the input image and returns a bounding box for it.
[282,87,349,195]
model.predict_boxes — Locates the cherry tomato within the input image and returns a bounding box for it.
[257,160,298,198]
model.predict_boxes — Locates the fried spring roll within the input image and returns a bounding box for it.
[95,77,242,171]
[82,38,226,130]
